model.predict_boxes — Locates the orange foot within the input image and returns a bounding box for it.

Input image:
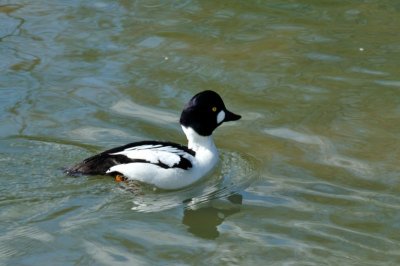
[115,174,126,182]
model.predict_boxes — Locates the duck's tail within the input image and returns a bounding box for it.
[64,153,129,176]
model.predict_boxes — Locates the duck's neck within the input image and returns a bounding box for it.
[181,126,216,153]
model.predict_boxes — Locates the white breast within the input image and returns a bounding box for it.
[180,125,219,180]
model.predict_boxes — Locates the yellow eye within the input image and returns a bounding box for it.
[212,107,217,112]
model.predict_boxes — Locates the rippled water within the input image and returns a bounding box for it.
[1,1,400,265]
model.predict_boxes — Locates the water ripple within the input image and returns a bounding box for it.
[127,151,258,213]
[263,127,373,179]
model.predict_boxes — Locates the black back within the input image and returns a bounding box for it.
[65,141,195,176]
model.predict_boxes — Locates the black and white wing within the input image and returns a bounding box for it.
[65,141,196,176]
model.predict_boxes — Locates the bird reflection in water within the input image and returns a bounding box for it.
[182,193,242,239]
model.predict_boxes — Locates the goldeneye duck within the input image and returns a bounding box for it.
[66,90,241,190]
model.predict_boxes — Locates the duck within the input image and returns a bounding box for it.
[65,90,241,190]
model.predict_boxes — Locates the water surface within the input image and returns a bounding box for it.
[1,1,400,265]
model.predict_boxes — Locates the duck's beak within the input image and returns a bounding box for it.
[224,109,241,122]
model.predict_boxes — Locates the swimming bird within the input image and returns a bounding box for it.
[66,90,241,190]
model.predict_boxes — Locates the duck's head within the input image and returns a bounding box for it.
[179,90,241,137]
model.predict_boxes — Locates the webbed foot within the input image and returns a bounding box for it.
[115,174,127,182]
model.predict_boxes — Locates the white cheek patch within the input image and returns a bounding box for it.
[217,110,225,124]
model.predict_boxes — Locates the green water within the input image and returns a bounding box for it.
[1,1,400,265]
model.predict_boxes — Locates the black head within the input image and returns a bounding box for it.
[179,90,241,136]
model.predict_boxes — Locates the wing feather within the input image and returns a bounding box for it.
[66,141,195,176]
